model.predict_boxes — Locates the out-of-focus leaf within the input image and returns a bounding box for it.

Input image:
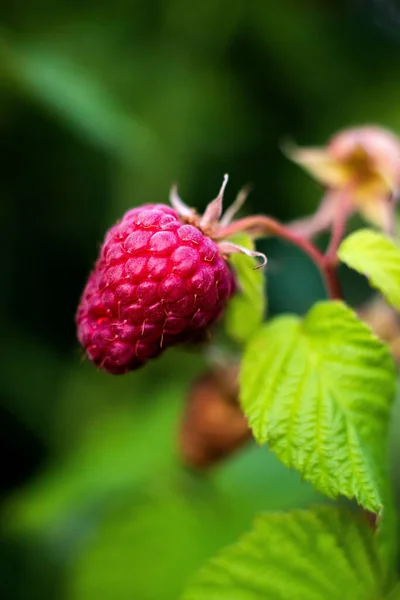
[3,401,319,546]
[2,404,175,539]
[387,583,400,600]
[2,350,204,536]
[68,478,240,600]
[68,460,318,600]
[1,40,157,163]
[224,233,266,344]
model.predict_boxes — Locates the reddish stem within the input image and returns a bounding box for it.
[217,215,342,300]
[318,188,354,300]
[322,262,343,301]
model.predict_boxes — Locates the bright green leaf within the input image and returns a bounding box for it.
[224,233,266,344]
[240,300,396,512]
[338,229,400,310]
[182,506,386,600]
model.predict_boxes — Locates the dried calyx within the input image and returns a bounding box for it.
[170,174,267,269]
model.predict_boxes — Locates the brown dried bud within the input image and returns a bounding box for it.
[178,364,252,469]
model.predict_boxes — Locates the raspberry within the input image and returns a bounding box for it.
[76,204,236,374]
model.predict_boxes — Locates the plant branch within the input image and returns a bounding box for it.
[217,215,342,300]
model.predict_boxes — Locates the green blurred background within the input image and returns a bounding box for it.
[1,0,400,598]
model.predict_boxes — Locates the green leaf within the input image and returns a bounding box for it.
[182,506,387,600]
[240,300,395,512]
[338,229,400,310]
[224,233,266,344]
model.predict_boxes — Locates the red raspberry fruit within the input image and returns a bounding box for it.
[76,203,236,374]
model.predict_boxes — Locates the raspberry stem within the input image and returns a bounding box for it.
[217,215,342,300]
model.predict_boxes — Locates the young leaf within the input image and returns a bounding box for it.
[182,506,388,600]
[338,229,400,310]
[224,233,266,344]
[240,301,396,512]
